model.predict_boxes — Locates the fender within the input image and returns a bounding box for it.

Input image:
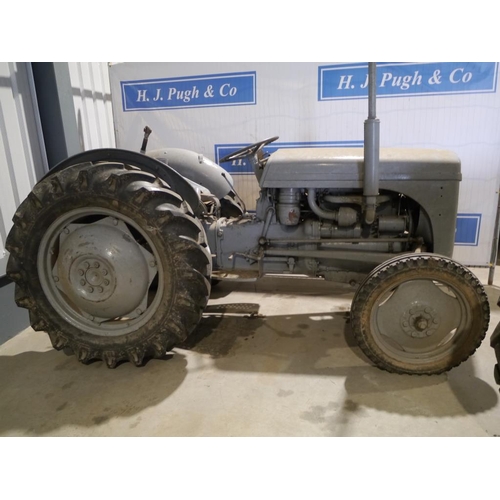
[147,148,235,200]
[44,148,205,216]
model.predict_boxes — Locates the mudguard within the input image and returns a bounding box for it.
[44,148,205,216]
[147,148,235,200]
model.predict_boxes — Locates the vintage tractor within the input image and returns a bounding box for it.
[5,64,490,374]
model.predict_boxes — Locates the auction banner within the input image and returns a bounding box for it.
[109,62,500,266]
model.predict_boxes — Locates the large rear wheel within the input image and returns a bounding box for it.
[350,253,489,375]
[6,161,211,367]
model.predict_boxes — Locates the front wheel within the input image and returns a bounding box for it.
[350,253,489,375]
[6,161,211,367]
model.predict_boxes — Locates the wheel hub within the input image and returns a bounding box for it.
[69,256,115,301]
[401,304,440,338]
[51,217,156,321]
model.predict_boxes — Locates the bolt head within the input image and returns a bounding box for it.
[416,318,428,331]
[87,286,94,293]
[136,308,142,315]
[63,228,70,234]
[150,260,156,267]
[93,262,100,268]
[96,286,103,293]
[78,269,84,276]
[84,262,90,269]
[80,279,86,286]
[102,269,108,276]
[103,279,110,286]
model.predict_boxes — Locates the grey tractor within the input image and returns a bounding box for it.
[5,64,490,373]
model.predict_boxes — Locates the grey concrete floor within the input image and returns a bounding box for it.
[0,268,499,437]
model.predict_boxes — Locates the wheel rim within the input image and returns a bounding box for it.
[371,277,471,364]
[37,208,164,337]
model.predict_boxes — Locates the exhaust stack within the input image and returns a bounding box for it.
[363,62,380,225]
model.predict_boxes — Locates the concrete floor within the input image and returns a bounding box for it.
[0,268,499,437]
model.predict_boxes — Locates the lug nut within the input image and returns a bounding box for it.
[53,276,59,282]
[104,279,110,286]
[150,260,156,267]
[63,228,70,234]
[80,279,86,286]
[93,262,100,268]
[78,269,84,276]
[102,270,108,276]
[84,262,90,269]
[96,286,103,293]
[87,286,94,293]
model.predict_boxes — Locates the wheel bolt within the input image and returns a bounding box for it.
[96,286,103,293]
[63,228,70,234]
[53,276,59,282]
[102,270,108,276]
[403,321,408,327]
[87,286,94,293]
[78,269,84,276]
[93,262,100,268]
[136,308,142,315]
[84,262,90,269]
[104,279,110,286]
[150,260,156,267]
[113,219,118,226]
[80,279,86,286]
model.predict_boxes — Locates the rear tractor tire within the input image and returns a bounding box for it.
[6,161,211,368]
[350,253,489,375]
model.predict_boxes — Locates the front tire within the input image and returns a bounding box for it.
[6,161,211,367]
[350,253,489,375]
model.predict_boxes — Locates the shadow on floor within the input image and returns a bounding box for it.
[0,282,497,435]
[0,283,29,345]
[179,302,498,419]
[0,349,187,436]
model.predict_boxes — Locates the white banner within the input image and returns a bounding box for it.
[109,62,500,266]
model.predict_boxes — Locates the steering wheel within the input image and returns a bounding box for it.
[219,136,279,163]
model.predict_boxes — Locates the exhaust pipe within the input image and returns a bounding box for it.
[363,62,380,225]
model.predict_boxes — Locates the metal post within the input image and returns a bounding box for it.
[363,62,380,225]
[488,188,500,285]
[31,63,81,168]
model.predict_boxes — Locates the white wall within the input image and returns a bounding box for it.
[68,62,115,151]
[0,62,47,276]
